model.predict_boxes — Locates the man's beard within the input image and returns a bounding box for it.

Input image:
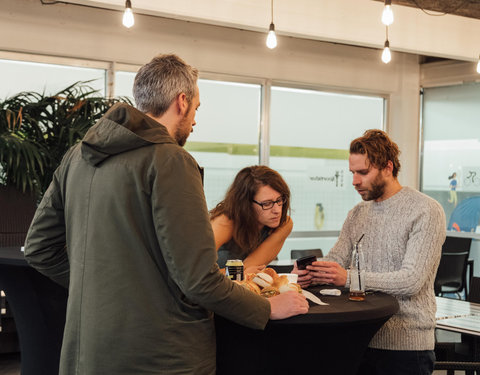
[362,173,386,201]
[174,114,190,147]
[174,102,192,147]
[174,126,188,147]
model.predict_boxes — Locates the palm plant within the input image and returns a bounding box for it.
[0,82,131,199]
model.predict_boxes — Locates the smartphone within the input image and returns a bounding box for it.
[296,255,317,270]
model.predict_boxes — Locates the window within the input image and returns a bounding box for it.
[114,71,136,102]
[421,83,480,234]
[269,86,385,255]
[108,73,387,257]
[187,79,262,209]
[0,59,106,99]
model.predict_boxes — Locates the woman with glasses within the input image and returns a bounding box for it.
[210,165,293,273]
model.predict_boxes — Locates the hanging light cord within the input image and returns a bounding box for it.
[39,0,123,13]
[40,0,68,4]
[411,0,470,16]
[271,0,274,24]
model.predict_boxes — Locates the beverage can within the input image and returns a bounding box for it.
[225,259,244,281]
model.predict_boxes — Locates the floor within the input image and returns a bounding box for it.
[0,354,453,375]
[0,353,20,375]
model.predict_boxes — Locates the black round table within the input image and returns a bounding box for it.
[215,286,399,375]
[0,247,67,375]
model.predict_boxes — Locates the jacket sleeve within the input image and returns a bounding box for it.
[151,148,270,329]
[24,172,70,288]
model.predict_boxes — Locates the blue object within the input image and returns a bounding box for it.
[448,196,480,232]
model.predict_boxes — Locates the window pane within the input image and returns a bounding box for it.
[269,86,384,257]
[114,71,136,102]
[0,60,105,99]
[422,83,480,234]
[187,79,261,209]
[113,74,262,210]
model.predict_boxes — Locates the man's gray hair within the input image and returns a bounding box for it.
[133,54,199,117]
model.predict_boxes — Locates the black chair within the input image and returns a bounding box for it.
[468,259,475,294]
[291,249,323,260]
[470,276,480,304]
[434,236,472,299]
[434,361,480,373]
[435,276,480,375]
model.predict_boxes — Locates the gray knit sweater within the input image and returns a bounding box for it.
[325,187,446,350]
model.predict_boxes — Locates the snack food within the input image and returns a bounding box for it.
[235,279,262,294]
[260,286,280,298]
[278,283,302,294]
[236,267,302,298]
[272,274,289,289]
[252,272,274,288]
[262,267,278,280]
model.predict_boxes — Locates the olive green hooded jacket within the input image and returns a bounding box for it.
[24,103,270,374]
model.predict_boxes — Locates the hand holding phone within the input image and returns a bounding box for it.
[296,255,317,270]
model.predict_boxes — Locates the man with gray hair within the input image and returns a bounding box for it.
[24,54,308,374]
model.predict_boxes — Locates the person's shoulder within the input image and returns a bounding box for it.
[350,199,370,213]
[402,187,444,214]
[211,213,234,227]
[56,143,83,175]
[272,216,293,235]
[152,142,199,168]
[343,200,370,223]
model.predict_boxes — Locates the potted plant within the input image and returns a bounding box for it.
[0,82,130,246]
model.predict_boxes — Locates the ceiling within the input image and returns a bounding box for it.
[60,0,480,62]
[380,0,480,63]
[388,0,480,20]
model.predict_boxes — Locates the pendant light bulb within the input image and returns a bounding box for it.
[382,40,391,64]
[266,23,277,49]
[122,0,134,28]
[382,0,394,26]
[477,55,480,74]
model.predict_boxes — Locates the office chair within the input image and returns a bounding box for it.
[434,361,480,374]
[434,236,472,299]
[470,276,480,304]
[290,249,323,260]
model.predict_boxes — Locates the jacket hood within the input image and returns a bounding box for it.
[81,103,176,166]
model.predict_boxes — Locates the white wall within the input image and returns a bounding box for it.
[0,0,421,188]
[64,0,480,62]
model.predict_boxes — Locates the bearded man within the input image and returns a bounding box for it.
[294,129,445,375]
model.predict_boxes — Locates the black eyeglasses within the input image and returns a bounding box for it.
[253,196,286,210]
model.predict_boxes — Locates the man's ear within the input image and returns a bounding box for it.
[176,92,188,115]
[384,160,394,177]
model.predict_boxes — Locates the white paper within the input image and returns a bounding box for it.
[301,289,329,305]
[319,288,341,296]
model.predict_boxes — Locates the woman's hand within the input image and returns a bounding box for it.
[244,264,265,276]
